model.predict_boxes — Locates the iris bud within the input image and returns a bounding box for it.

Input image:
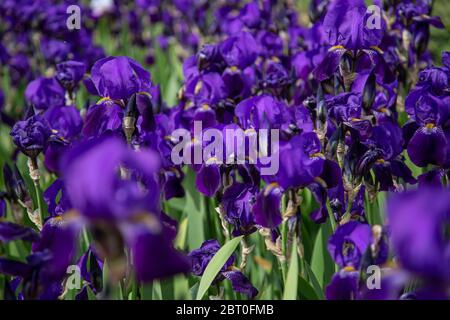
[339,52,355,91]
[414,23,430,58]
[316,84,327,140]
[123,93,137,144]
[362,71,376,114]
[3,164,29,203]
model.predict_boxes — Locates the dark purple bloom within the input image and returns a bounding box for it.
[8,53,32,85]
[328,221,372,268]
[124,223,190,281]
[308,182,329,224]
[3,163,30,203]
[90,56,152,100]
[185,72,228,106]
[239,1,261,29]
[43,179,72,217]
[406,93,448,167]
[189,239,235,276]
[0,199,5,217]
[31,217,77,285]
[256,31,284,58]
[222,183,258,236]
[62,137,160,220]
[236,95,286,130]
[82,101,124,138]
[326,267,359,300]
[56,60,87,91]
[323,0,384,50]
[196,43,224,72]
[24,77,65,111]
[44,105,83,140]
[418,169,444,188]
[40,38,71,64]
[0,216,79,299]
[0,221,39,243]
[387,188,450,283]
[162,168,185,200]
[223,270,258,299]
[277,132,325,190]
[252,183,282,228]
[61,137,189,282]
[220,32,259,70]
[195,163,221,197]
[10,114,51,158]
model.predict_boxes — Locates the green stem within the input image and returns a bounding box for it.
[281,220,288,283]
[28,157,45,228]
[34,181,45,224]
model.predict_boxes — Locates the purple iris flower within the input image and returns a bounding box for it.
[388,188,450,284]
[219,32,259,70]
[56,60,87,92]
[189,239,235,277]
[328,220,372,268]
[43,179,72,217]
[240,1,261,29]
[0,216,77,299]
[189,239,258,298]
[42,104,82,173]
[406,93,448,167]
[90,56,152,100]
[195,162,221,197]
[222,270,258,299]
[222,182,258,236]
[404,54,450,167]
[277,132,325,190]
[44,105,83,141]
[75,246,104,298]
[0,221,39,243]
[8,53,32,86]
[61,137,189,282]
[236,94,287,130]
[40,38,71,64]
[252,183,282,229]
[82,100,124,138]
[24,77,65,111]
[61,137,161,220]
[10,114,52,158]
[185,72,228,106]
[326,267,360,300]
[323,0,384,50]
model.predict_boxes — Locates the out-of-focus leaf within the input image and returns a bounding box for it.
[196,235,243,300]
[152,280,162,300]
[298,276,319,300]
[160,278,174,299]
[283,240,298,300]
[310,220,335,288]
[303,260,325,300]
[141,282,153,300]
[189,282,199,300]
[173,274,189,300]
[175,217,188,250]
[183,169,206,250]
[86,286,97,300]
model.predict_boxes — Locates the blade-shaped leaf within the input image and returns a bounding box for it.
[310,220,335,288]
[283,240,298,300]
[196,236,243,300]
[303,260,325,300]
[298,276,319,300]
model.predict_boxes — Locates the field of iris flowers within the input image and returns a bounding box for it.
[0,0,449,301]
